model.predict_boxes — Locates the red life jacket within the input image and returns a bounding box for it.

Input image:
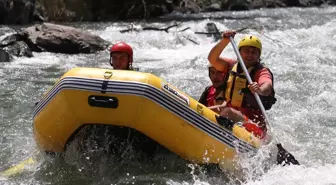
[198,86,225,107]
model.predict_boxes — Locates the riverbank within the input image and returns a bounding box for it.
[1,0,335,24]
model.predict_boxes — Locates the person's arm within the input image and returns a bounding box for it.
[208,31,236,72]
[249,82,272,96]
[208,101,227,113]
[208,39,230,71]
[248,69,273,96]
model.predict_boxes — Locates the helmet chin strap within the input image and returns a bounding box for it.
[128,56,132,70]
[109,56,113,67]
[208,67,211,78]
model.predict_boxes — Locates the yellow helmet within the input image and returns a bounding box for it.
[238,35,262,54]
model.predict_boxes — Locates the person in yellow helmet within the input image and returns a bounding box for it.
[207,31,276,138]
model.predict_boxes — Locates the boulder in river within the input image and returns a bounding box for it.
[0,28,33,62]
[0,23,110,61]
[0,48,12,62]
[21,23,111,54]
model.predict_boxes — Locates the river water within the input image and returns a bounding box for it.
[1,6,336,185]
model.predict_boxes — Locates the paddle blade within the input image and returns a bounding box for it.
[276,143,300,166]
[1,157,36,177]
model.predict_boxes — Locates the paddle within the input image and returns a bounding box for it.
[1,157,36,177]
[229,36,299,166]
[0,150,39,178]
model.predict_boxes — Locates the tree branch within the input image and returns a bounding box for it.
[120,23,183,33]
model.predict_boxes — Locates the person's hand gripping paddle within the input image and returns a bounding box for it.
[229,35,299,166]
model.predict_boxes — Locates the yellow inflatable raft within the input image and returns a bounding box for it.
[33,67,261,170]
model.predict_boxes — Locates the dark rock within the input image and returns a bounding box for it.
[12,30,43,52]
[219,0,332,10]
[107,0,174,19]
[37,0,176,21]
[21,24,42,51]
[0,27,16,37]
[0,0,46,25]
[205,22,221,41]
[0,48,12,62]
[283,0,302,6]
[4,0,35,24]
[222,0,250,11]
[297,0,324,6]
[0,0,9,24]
[33,0,46,22]
[203,3,222,12]
[174,0,203,13]
[0,31,39,52]
[249,0,286,9]
[22,23,110,54]
[2,41,33,57]
[0,30,31,61]
[5,0,336,24]
[0,33,21,47]
[2,0,335,24]
[0,23,109,60]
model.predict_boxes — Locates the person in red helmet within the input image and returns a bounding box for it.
[109,42,134,70]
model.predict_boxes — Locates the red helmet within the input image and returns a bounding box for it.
[110,42,133,65]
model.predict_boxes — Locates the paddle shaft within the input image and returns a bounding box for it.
[229,37,273,131]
